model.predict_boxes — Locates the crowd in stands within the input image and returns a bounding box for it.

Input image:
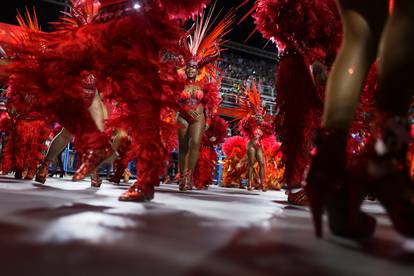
[218,51,277,87]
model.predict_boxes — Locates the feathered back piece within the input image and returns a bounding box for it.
[52,0,100,33]
[11,7,41,45]
[227,81,265,121]
[253,0,341,62]
[180,1,235,70]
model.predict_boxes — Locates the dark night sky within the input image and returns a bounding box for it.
[0,0,277,52]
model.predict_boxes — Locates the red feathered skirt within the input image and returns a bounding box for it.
[1,118,49,177]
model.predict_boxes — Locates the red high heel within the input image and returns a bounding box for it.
[90,169,102,187]
[179,170,190,191]
[72,146,113,181]
[186,170,194,190]
[35,159,51,184]
[247,173,254,191]
[118,181,154,202]
[306,128,376,239]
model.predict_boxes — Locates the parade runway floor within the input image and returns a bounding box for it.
[0,175,413,276]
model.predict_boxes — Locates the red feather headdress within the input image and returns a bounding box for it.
[51,0,100,33]
[179,1,234,73]
[227,81,266,121]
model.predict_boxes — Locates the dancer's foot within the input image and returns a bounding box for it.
[179,170,193,191]
[118,182,154,202]
[35,159,51,184]
[72,147,113,181]
[90,170,102,188]
[14,170,23,180]
[287,189,309,206]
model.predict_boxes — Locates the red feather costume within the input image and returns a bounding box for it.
[253,0,342,190]
[227,81,275,190]
[0,0,213,201]
[0,88,50,179]
[221,135,248,187]
[0,5,112,185]
[193,115,228,189]
[175,4,233,191]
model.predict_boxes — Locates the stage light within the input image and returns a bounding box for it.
[133,3,141,10]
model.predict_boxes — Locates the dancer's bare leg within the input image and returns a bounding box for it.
[322,0,388,129]
[376,0,414,114]
[35,128,73,183]
[45,128,73,161]
[88,92,107,132]
[247,141,256,191]
[177,116,189,176]
[256,146,266,191]
[186,117,205,172]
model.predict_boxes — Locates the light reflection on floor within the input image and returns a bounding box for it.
[37,211,138,244]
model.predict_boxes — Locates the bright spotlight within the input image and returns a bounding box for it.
[133,3,141,10]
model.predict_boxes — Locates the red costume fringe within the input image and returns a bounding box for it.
[193,115,227,189]
[0,109,49,177]
[221,135,248,187]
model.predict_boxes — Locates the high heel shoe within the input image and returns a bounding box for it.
[109,136,130,185]
[260,179,268,192]
[306,128,376,240]
[287,188,309,206]
[35,159,51,184]
[109,159,126,185]
[360,114,414,237]
[90,169,102,188]
[72,146,114,181]
[179,170,192,191]
[118,181,154,202]
[186,170,194,191]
